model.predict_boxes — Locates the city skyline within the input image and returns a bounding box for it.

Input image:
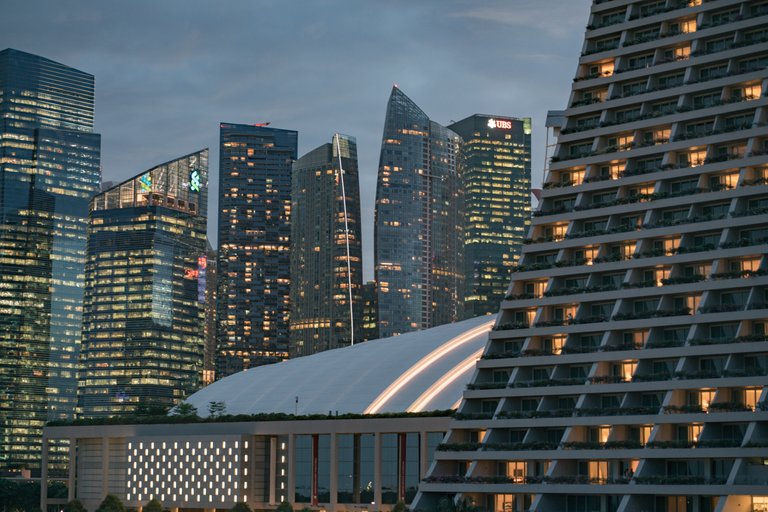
[0,0,592,280]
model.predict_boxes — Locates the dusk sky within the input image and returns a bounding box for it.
[2,0,591,280]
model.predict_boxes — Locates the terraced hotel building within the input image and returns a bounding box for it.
[415,1,768,511]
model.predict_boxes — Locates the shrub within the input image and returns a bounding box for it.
[95,495,124,512]
[144,498,163,512]
[64,500,88,512]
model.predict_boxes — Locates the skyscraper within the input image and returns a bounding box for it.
[79,150,208,417]
[0,49,100,472]
[203,244,217,386]
[448,115,532,319]
[361,281,380,342]
[415,1,768,510]
[374,86,464,338]
[289,134,363,357]
[216,124,298,378]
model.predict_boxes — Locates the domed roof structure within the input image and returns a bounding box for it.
[186,315,495,417]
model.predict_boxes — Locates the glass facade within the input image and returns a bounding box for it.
[448,115,532,319]
[0,49,100,472]
[375,86,464,338]
[289,134,363,357]
[361,280,379,341]
[79,150,208,417]
[216,124,298,377]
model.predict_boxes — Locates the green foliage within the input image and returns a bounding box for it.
[275,502,293,512]
[143,498,163,512]
[208,401,227,418]
[95,494,125,512]
[435,497,477,512]
[230,503,252,512]
[64,499,88,512]
[169,401,198,417]
[393,500,408,512]
[48,409,455,427]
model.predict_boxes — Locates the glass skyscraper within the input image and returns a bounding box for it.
[216,124,298,378]
[375,86,464,338]
[448,115,532,319]
[79,150,208,417]
[290,134,363,357]
[0,49,100,472]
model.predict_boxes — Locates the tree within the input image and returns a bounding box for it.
[95,494,125,512]
[275,502,293,512]
[64,499,89,512]
[393,501,408,512]
[169,401,198,417]
[231,503,252,512]
[144,498,163,512]
[208,400,227,418]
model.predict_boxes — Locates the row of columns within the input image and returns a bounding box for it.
[273,431,433,511]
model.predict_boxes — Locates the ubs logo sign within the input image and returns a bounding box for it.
[487,118,513,130]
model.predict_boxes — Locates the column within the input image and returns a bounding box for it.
[101,437,110,497]
[68,438,76,501]
[352,434,361,504]
[419,432,429,479]
[329,434,338,511]
[269,437,277,505]
[373,433,382,511]
[286,434,296,505]
[40,437,49,512]
[311,434,319,506]
[397,433,406,502]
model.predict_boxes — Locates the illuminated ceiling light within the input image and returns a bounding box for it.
[364,319,494,414]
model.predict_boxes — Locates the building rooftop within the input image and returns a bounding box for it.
[186,315,495,416]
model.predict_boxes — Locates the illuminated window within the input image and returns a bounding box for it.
[506,461,527,483]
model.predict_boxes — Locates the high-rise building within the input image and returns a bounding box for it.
[415,0,768,509]
[361,281,380,342]
[216,124,298,378]
[203,243,217,386]
[374,86,464,338]
[289,134,363,357]
[79,150,208,417]
[449,115,532,319]
[0,49,100,472]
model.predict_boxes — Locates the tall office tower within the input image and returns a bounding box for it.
[289,134,363,357]
[414,1,768,510]
[217,124,298,378]
[448,115,533,319]
[203,244,217,386]
[79,151,208,417]
[0,49,100,472]
[361,281,380,341]
[374,86,464,338]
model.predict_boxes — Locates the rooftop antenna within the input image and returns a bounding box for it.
[334,134,356,347]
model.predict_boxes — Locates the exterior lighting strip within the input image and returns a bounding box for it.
[364,319,494,414]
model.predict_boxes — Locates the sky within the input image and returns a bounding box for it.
[1,0,591,280]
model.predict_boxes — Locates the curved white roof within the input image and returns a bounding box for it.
[186,315,495,417]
